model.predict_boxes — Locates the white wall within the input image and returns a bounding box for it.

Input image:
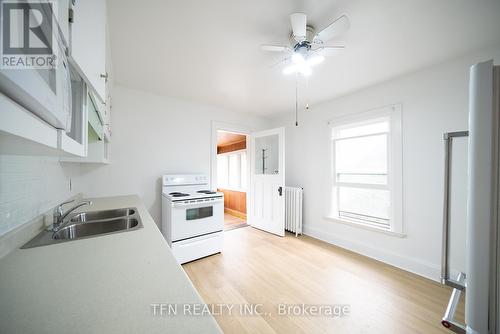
[78,85,271,225]
[271,45,500,281]
[0,155,81,236]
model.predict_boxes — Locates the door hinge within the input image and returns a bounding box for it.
[278,186,283,196]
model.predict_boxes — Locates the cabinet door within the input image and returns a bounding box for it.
[56,0,71,46]
[60,74,88,157]
[70,0,106,102]
[103,22,113,140]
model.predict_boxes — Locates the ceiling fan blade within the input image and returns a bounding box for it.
[290,13,307,41]
[314,15,350,43]
[261,45,289,52]
[311,45,345,56]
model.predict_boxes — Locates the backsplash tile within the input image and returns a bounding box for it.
[0,155,81,236]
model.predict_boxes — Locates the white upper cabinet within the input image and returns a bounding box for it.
[56,0,71,46]
[103,21,113,140]
[0,0,111,158]
[70,0,107,103]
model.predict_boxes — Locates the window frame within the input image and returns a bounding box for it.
[327,105,404,236]
[217,149,247,192]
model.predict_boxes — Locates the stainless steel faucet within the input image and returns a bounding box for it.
[50,200,92,232]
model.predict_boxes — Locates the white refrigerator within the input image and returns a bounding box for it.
[441,59,499,333]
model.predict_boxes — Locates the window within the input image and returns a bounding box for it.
[329,105,403,234]
[217,150,247,191]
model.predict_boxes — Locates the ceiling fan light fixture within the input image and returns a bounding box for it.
[300,66,312,76]
[307,55,325,66]
[282,63,312,76]
[262,12,350,77]
[291,52,305,64]
[284,52,322,76]
[283,64,298,75]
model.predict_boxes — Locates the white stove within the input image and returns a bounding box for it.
[164,190,224,202]
[161,174,224,264]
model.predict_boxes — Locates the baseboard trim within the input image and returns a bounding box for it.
[224,208,246,220]
[303,225,441,282]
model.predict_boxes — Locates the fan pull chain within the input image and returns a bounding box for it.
[305,77,310,111]
[295,74,299,126]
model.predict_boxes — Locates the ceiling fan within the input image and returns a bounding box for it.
[261,13,350,76]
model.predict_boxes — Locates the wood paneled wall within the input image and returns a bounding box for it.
[217,140,246,154]
[218,188,246,219]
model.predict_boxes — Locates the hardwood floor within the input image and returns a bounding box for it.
[183,227,464,334]
[224,213,247,231]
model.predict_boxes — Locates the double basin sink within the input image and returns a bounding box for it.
[22,207,143,249]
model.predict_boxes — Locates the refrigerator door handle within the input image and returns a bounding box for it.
[441,131,468,290]
[441,273,467,334]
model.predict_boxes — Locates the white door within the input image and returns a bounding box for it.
[249,128,285,236]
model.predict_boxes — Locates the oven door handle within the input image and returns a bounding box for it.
[172,198,224,207]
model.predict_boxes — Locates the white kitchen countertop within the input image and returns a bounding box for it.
[0,195,222,334]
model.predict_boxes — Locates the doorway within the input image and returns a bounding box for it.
[216,130,248,231]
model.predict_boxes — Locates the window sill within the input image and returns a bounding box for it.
[324,216,406,238]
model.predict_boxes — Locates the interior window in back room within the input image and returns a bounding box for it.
[216,130,248,230]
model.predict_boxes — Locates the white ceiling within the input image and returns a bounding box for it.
[107,0,500,116]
